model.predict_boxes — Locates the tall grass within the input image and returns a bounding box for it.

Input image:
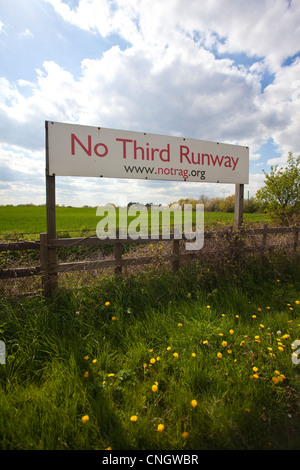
[0,252,299,450]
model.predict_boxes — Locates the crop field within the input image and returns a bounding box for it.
[0,205,270,239]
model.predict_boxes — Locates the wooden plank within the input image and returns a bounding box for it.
[0,241,40,252]
[0,266,41,279]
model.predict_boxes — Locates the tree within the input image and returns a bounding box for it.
[256,152,300,226]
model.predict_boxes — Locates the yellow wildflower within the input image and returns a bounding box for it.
[105,301,110,307]
[81,415,89,423]
[130,415,138,422]
[222,341,228,347]
[217,352,222,359]
[191,399,198,408]
[157,424,165,432]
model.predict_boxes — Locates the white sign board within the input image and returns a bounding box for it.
[46,121,249,184]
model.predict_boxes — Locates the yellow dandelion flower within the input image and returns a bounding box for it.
[105,301,110,306]
[240,340,245,346]
[252,315,257,319]
[272,377,279,384]
[152,384,158,392]
[178,323,183,327]
[167,346,171,350]
[191,352,196,358]
[83,371,89,378]
[253,374,259,379]
[219,333,224,336]
[217,352,222,359]
[111,316,117,321]
[150,358,156,364]
[156,356,160,361]
[191,399,198,408]
[245,408,251,413]
[260,324,265,329]
[229,329,234,335]
[84,355,89,360]
[173,352,179,359]
[207,305,211,309]
[295,300,299,305]
[130,415,138,422]
[253,366,258,372]
[203,340,208,344]
[222,341,228,347]
[278,346,284,352]
[108,373,115,377]
[258,308,262,312]
[227,349,232,354]
[81,415,89,423]
[92,359,97,364]
[182,432,189,439]
[157,424,165,432]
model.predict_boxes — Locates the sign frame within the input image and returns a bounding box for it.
[44,120,248,290]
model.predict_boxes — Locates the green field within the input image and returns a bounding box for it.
[1,204,299,451]
[0,205,270,238]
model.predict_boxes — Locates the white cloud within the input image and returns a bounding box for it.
[19,28,34,39]
[1,0,300,206]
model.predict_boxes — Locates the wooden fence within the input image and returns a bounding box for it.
[0,225,299,296]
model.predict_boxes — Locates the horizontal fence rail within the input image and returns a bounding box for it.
[0,225,299,295]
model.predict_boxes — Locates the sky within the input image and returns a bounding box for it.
[0,0,300,208]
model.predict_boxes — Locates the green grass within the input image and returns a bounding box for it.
[0,205,270,239]
[0,253,299,450]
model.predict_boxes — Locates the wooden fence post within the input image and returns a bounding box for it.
[40,232,50,296]
[172,238,180,271]
[261,223,268,252]
[234,184,244,228]
[114,236,123,275]
[293,229,299,252]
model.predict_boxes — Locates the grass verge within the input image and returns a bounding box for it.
[0,252,299,450]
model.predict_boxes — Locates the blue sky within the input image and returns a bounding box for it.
[0,0,300,207]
